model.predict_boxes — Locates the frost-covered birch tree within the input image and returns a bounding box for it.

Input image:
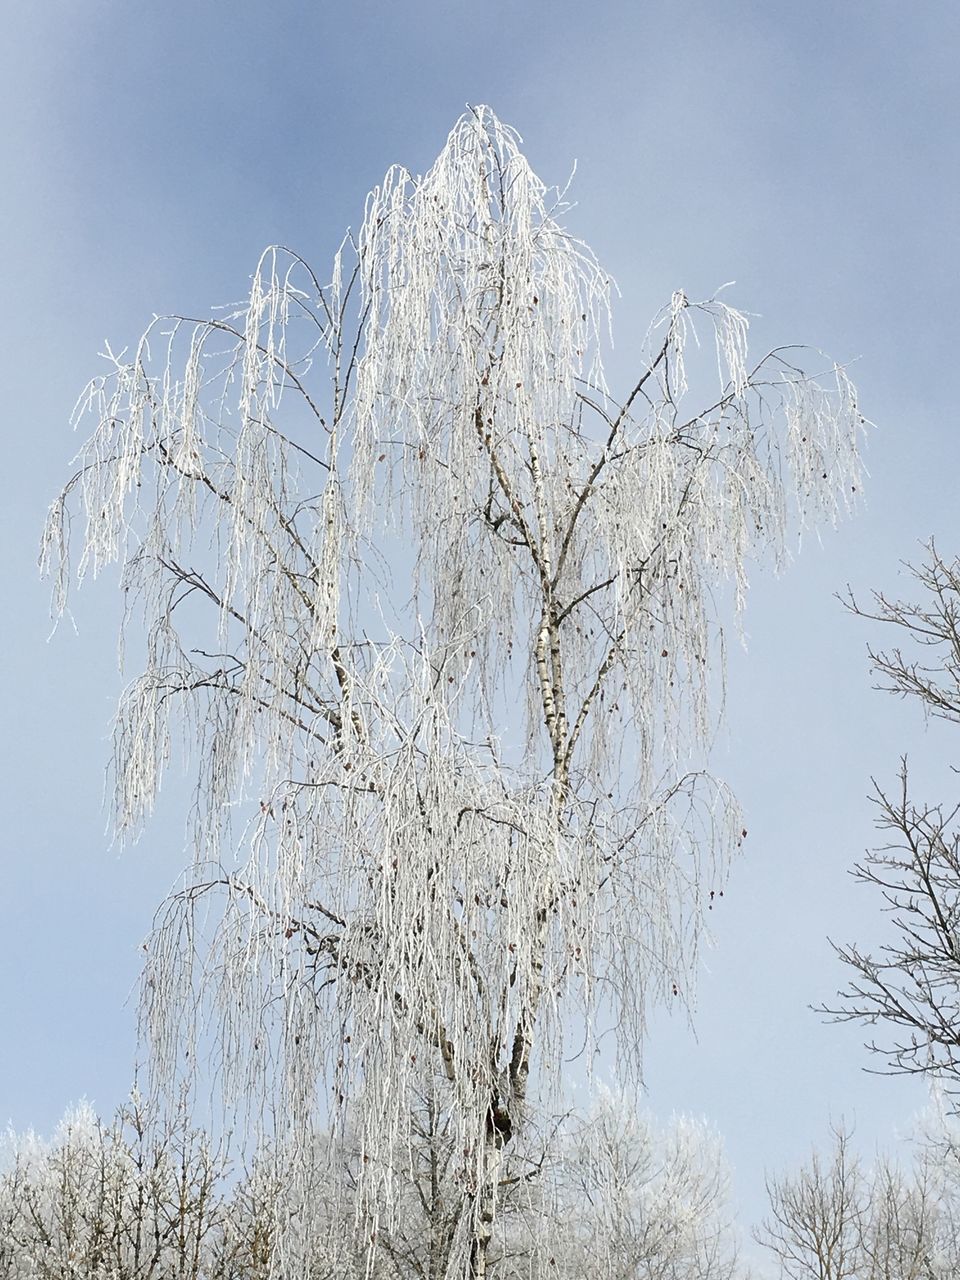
[44,107,866,1277]
[0,1098,235,1280]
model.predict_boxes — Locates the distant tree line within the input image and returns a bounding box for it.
[4,1090,960,1279]
[0,1090,744,1279]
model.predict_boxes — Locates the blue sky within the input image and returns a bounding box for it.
[3,0,959,1240]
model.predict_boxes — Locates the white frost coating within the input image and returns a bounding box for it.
[44,107,868,1276]
[547,1091,743,1280]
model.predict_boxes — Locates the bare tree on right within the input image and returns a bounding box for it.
[757,1120,959,1280]
[826,545,960,1091]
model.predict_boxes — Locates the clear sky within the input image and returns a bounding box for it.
[3,0,959,1248]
